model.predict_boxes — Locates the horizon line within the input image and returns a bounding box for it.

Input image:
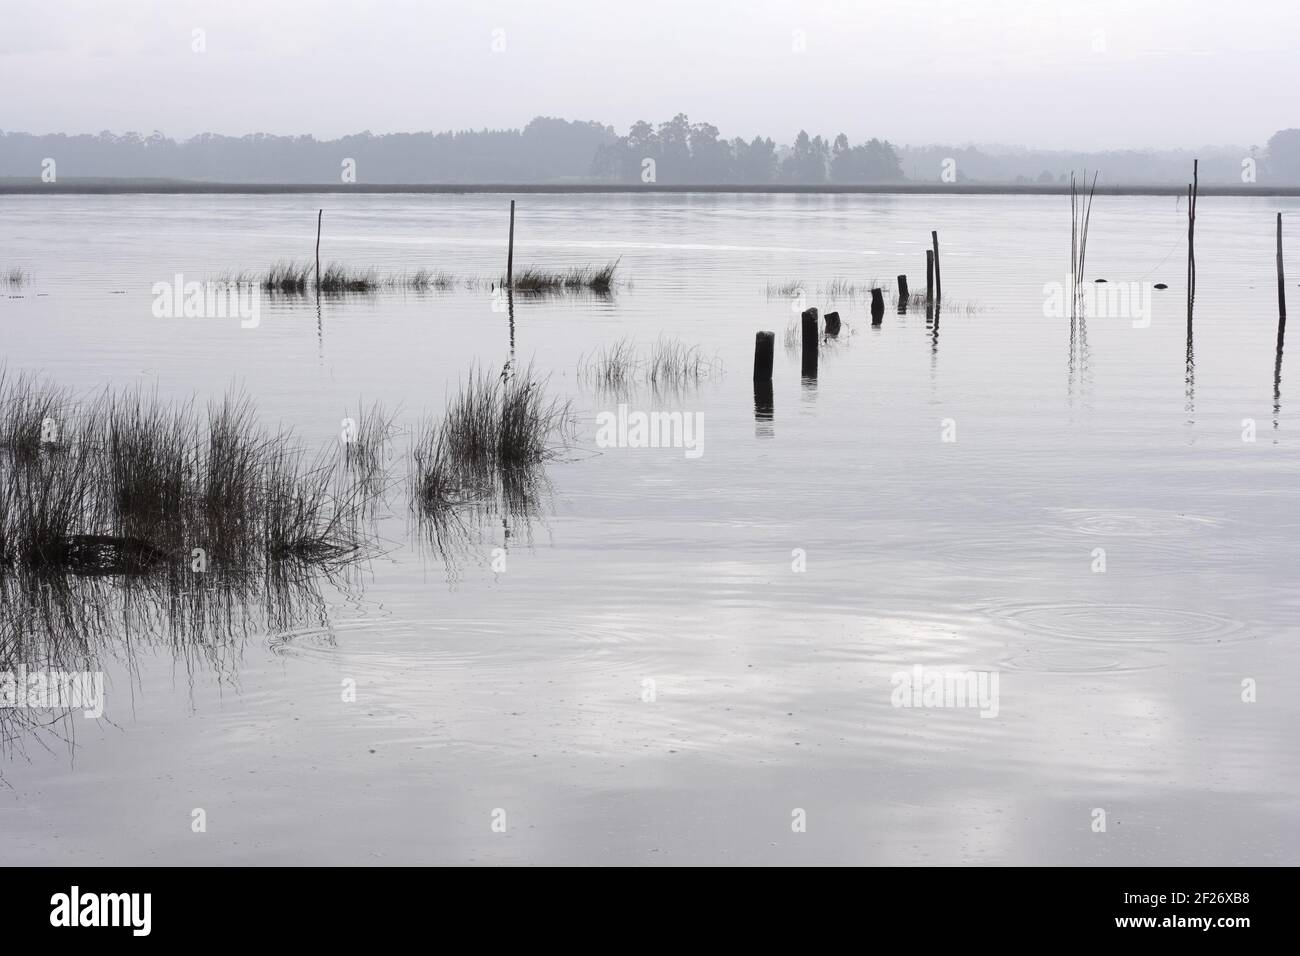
[4,181,1299,197]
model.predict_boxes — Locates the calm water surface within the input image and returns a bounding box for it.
[1,193,1297,864]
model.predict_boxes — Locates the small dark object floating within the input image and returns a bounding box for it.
[1154,283,1168,290]
[1094,278,1107,283]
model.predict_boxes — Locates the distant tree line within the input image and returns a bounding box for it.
[3,116,1299,184]
[591,114,904,184]
[0,117,617,183]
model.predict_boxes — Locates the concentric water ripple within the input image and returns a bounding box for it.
[986,601,1250,646]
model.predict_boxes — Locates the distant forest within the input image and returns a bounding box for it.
[2,117,1299,185]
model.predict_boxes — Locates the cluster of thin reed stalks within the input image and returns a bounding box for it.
[384,269,457,291]
[340,400,397,499]
[766,279,978,315]
[4,268,26,287]
[1070,171,1099,313]
[506,259,619,294]
[0,373,371,577]
[764,279,805,298]
[248,260,619,296]
[579,337,721,392]
[411,366,570,511]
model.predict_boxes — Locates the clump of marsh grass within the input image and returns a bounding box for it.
[783,318,802,353]
[259,262,436,295]
[767,278,885,301]
[0,380,374,577]
[262,261,313,294]
[507,259,620,294]
[578,338,640,391]
[4,268,27,287]
[339,400,396,499]
[647,338,719,388]
[385,269,456,291]
[261,445,364,565]
[208,269,257,286]
[0,440,113,573]
[0,371,75,457]
[765,279,805,298]
[318,263,380,294]
[579,337,721,393]
[822,277,863,299]
[412,366,571,510]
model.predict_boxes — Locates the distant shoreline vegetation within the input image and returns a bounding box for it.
[4,118,1298,185]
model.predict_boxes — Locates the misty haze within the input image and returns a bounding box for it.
[0,0,1296,907]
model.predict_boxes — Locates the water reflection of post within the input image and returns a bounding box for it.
[928,296,940,359]
[754,380,774,438]
[1185,315,1196,427]
[1273,327,1284,434]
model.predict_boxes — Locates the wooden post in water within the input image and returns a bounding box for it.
[753,331,775,381]
[315,209,323,293]
[931,231,942,302]
[1278,213,1287,328]
[801,307,819,378]
[824,311,841,336]
[1187,160,1198,325]
[870,288,885,325]
[926,251,935,302]
[897,275,909,312]
[506,200,516,289]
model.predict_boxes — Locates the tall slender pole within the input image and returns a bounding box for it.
[1187,160,1197,327]
[926,250,934,302]
[506,200,515,289]
[315,208,323,293]
[931,231,942,302]
[1278,212,1287,328]
[1277,213,1287,429]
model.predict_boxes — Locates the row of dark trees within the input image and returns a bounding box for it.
[5,117,1296,184]
[0,114,904,184]
[0,118,617,183]
[591,114,904,184]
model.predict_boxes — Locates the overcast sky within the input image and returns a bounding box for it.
[3,0,1295,149]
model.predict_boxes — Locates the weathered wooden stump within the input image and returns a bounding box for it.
[870,288,885,325]
[824,311,841,336]
[753,330,775,382]
[801,307,819,378]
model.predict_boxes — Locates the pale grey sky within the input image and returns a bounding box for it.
[2,0,1295,148]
